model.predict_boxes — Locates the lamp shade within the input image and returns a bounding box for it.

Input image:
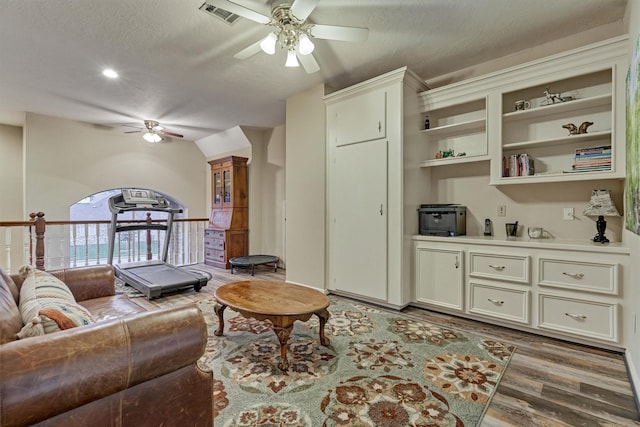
[260,32,277,55]
[582,189,620,216]
[143,132,162,143]
[285,50,299,67]
[298,34,314,55]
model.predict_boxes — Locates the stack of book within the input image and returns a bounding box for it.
[572,145,611,172]
[502,153,534,177]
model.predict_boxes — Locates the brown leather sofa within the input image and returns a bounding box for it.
[0,265,213,427]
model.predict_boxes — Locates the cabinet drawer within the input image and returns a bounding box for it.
[538,293,618,342]
[205,229,225,240]
[469,252,529,283]
[205,249,225,262]
[538,258,618,295]
[469,282,529,324]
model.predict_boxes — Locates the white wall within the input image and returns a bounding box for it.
[0,124,23,220]
[285,84,326,289]
[200,125,286,264]
[0,124,25,270]
[23,112,207,219]
[242,126,286,264]
[623,0,640,404]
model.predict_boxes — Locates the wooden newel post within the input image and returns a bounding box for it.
[29,212,46,271]
[146,213,152,260]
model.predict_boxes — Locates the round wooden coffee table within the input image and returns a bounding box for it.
[213,280,330,371]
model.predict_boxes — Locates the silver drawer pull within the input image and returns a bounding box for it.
[488,298,504,305]
[562,272,584,279]
[565,312,587,320]
[489,264,505,271]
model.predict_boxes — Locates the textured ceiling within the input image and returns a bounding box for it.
[0,0,628,140]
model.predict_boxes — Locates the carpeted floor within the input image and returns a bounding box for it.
[193,294,515,426]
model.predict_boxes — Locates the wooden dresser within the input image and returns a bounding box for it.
[205,156,248,269]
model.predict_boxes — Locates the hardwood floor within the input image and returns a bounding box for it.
[132,264,640,426]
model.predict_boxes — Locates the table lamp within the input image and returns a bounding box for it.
[582,189,620,244]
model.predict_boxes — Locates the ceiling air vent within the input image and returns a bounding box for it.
[199,3,241,25]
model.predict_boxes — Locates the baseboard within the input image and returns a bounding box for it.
[624,349,640,414]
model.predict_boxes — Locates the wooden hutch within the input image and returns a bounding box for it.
[205,156,248,269]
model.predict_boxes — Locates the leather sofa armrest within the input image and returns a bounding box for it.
[0,303,208,426]
[11,265,116,302]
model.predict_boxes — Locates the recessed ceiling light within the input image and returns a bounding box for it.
[102,69,119,79]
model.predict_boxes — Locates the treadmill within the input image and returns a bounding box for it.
[107,190,210,299]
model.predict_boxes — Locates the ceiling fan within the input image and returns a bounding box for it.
[200,0,369,73]
[124,120,184,143]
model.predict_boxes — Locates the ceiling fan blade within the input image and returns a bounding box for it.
[310,24,369,42]
[159,130,184,138]
[290,0,320,21]
[234,40,263,59]
[124,130,142,134]
[201,0,271,24]
[297,52,320,74]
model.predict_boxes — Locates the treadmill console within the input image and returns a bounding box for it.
[122,189,160,207]
[109,190,179,213]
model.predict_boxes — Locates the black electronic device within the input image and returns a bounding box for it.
[418,204,466,236]
[484,218,492,236]
[107,191,210,299]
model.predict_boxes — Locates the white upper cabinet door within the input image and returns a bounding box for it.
[332,90,386,146]
[330,138,388,301]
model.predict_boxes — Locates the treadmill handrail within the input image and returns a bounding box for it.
[107,193,180,265]
[114,224,169,233]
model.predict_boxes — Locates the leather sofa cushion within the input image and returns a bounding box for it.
[0,270,22,344]
[79,295,147,322]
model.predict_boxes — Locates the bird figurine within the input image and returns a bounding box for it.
[578,121,594,134]
[562,123,578,135]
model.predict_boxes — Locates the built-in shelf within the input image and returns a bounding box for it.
[502,94,612,122]
[420,155,490,168]
[502,130,612,151]
[421,118,485,137]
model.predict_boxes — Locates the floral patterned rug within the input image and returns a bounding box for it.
[196,295,515,426]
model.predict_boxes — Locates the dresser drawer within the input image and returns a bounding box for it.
[469,282,529,324]
[538,293,618,342]
[538,258,618,295]
[205,249,225,262]
[204,229,225,240]
[206,239,225,250]
[469,252,529,283]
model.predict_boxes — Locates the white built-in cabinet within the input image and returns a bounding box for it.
[325,67,428,308]
[414,236,628,349]
[415,246,464,310]
[417,36,627,185]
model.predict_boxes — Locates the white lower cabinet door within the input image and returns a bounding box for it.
[415,247,463,310]
[330,138,388,300]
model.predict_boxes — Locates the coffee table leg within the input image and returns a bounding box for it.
[213,303,227,336]
[273,325,293,371]
[316,308,330,346]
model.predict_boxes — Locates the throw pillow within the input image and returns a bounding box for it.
[17,265,94,339]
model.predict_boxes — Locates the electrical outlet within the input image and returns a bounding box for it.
[563,207,574,220]
[497,205,506,217]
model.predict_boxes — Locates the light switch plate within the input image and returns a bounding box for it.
[563,207,574,220]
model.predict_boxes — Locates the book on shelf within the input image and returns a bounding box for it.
[572,144,611,172]
[502,153,534,177]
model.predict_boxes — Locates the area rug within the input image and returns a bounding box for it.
[195,295,515,427]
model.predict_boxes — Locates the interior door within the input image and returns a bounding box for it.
[330,138,388,300]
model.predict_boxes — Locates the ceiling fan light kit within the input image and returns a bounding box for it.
[201,0,368,74]
[143,132,162,143]
[125,120,184,143]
